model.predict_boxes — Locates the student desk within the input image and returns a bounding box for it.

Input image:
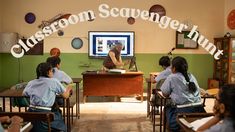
[82,71,143,102]
[146,72,160,117]
[177,113,214,132]
[155,91,215,132]
[0,89,71,132]
[72,78,82,119]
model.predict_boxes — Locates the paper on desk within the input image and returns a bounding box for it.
[109,69,126,73]
[191,116,214,131]
[20,122,31,132]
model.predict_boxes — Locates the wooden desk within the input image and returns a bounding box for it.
[177,113,214,132]
[72,78,82,119]
[206,88,219,96]
[0,89,71,132]
[82,71,144,102]
[0,112,54,132]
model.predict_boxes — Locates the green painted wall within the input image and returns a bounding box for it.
[0,53,213,90]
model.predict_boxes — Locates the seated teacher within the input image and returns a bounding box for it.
[103,42,129,70]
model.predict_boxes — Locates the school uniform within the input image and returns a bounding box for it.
[204,118,235,132]
[154,66,171,83]
[151,66,172,109]
[52,67,72,84]
[160,72,205,132]
[53,67,72,106]
[23,77,67,132]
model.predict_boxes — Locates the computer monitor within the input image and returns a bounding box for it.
[128,56,138,72]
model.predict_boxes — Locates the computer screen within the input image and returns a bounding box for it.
[88,31,135,58]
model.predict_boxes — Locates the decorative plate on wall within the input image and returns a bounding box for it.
[227,9,235,30]
[149,4,166,18]
[127,17,135,25]
[71,37,83,49]
[25,12,36,24]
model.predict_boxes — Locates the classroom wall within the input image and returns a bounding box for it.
[1,0,224,53]
[224,0,235,35]
[0,53,213,90]
[0,0,225,89]
[0,1,3,88]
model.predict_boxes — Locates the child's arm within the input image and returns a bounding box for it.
[61,85,73,99]
[196,116,220,132]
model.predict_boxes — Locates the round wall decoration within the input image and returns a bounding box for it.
[227,9,235,30]
[71,37,83,49]
[25,12,36,24]
[149,4,166,20]
[57,30,64,36]
[127,17,135,25]
[50,48,61,57]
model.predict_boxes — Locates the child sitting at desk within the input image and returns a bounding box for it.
[46,56,73,105]
[46,56,72,84]
[197,84,235,132]
[23,62,72,132]
[160,56,205,132]
[150,56,171,112]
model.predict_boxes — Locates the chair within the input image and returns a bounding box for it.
[149,79,166,131]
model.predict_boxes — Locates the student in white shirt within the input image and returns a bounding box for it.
[160,56,205,132]
[23,62,72,132]
[46,56,72,84]
[197,84,235,132]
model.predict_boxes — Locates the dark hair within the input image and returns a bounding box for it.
[46,56,61,68]
[172,56,196,93]
[159,56,170,67]
[219,84,235,129]
[36,62,52,79]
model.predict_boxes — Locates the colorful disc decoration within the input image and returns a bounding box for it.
[57,30,64,36]
[50,48,61,57]
[25,12,36,24]
[227,9,235,30]
[149,4,166,21]
[127,17,135,25]
[71,37,83,49]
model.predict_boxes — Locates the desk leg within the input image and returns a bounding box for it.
[10,97,12,112]
[67,98,71,132]
[3,97,5,112]
[83,96,86,103]
[63,98,66,122]
[75,82,80,119]
[141,94,143,102]
[163,100,166,132]
[147,82,151,117]
[159,98,163,132]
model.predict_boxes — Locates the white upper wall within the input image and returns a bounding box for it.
[1,0,225,54]
[224,0,235,35]
[0,0,2,32]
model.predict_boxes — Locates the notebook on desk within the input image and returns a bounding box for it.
[20,122,32,132]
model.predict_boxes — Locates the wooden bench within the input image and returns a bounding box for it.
[0,112,54,132]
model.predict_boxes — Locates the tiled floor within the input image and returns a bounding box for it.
[71,96,214,132]
[0,94,215,132]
